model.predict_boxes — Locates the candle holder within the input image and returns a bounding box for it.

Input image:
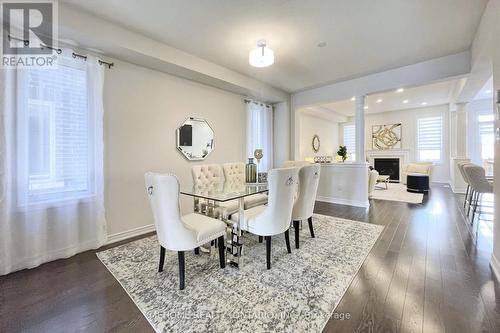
[254,149,263,183]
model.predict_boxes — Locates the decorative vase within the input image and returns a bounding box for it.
[245,158,257,183]
[254,149,263,182]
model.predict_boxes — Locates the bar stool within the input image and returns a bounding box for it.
[463,164,493,225]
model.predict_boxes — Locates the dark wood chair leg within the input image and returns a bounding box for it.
[258,236,263,243]
[293,220,300,249]
[158,246,166,272]
[308,216,315,238]
[284,229,291,253]
[218,236,226,268]
[194,247,200,255]
[265,236,272,269]
[178,251,185,290]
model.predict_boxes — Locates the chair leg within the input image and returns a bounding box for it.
[218,236,226,269]
[158,246,166,272]
[293,220,300,249]
[284,229,291,254]
[258,236,263,243]
[194,247,200,255]
[265,236,272,269]
[178,251,185,290]
[463,185,469,209]
[471,192,480,225]
[467,189,475,216]
[308,216,315,238]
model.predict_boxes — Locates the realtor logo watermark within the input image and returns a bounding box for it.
[1,0,58,67]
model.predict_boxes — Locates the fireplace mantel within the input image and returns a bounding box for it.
[366,150,411,183]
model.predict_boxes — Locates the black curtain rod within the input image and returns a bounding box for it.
[7,34,113,69]
[71,52,114,68]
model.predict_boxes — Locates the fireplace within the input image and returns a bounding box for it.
[374,158,400,181]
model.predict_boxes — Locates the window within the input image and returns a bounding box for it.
[17,60,93,204]
[417,116,442,162]
[478,114,494,175]
[343,124,356,160]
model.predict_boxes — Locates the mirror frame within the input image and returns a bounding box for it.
[312,134,320,153]
[176,117,215,161]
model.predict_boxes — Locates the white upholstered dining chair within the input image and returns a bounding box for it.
[223,162,268,210]
[291,164,321,249]
[191,164,225,216]
[145,172,226,290]
[231,167,298,269]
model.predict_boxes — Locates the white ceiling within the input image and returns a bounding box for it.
[61,0,487,93]
[304,79,463,118]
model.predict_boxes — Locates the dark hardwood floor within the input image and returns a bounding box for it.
[1,184,499,333]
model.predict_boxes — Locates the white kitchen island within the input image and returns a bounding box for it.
[316,162,370,208]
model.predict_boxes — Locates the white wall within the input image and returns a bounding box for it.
[103,60,247,236]
[355,105,450,183]
[273,101,291,167]
[298,114,339,160]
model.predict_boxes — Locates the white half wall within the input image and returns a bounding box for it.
[298,114,339,160]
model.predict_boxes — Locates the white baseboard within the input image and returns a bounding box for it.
[316,195,370,208]
[105,224,156,245]
[490,254,500,282]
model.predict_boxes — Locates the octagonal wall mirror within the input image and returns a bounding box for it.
[176,117,214,161]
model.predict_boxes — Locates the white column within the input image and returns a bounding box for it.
[449,102,469,193]
[355,95,366,163]
[455,103,468,158]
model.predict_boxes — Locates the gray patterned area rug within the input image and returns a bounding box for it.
[97,214,383,333]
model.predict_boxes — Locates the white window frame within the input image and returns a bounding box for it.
[416,116,443,163]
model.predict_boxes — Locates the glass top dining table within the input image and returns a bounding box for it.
[180,181,268,202]
[180,181,268,268]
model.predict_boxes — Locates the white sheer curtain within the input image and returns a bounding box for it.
[246,100,273,172]
[0,52,107,275]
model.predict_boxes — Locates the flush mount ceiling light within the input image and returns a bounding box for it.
[249,40,274,68]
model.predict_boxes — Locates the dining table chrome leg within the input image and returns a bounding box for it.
[228,197,244,268]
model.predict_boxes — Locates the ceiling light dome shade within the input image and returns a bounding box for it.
[249,40,274,67]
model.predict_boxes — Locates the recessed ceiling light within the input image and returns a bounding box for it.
[364,106,369,110]
[403,100,409,104]
[485,90,492,94]
[317,41,327,48]
[421,102,428,106]
[351,96,356,101]
[376,99,383,103]
[396,88,404,93]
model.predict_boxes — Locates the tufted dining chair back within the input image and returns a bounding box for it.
[191,164,225,189]
[292,164,321,221]
[145,173,196,251]
[223,162,245,183]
